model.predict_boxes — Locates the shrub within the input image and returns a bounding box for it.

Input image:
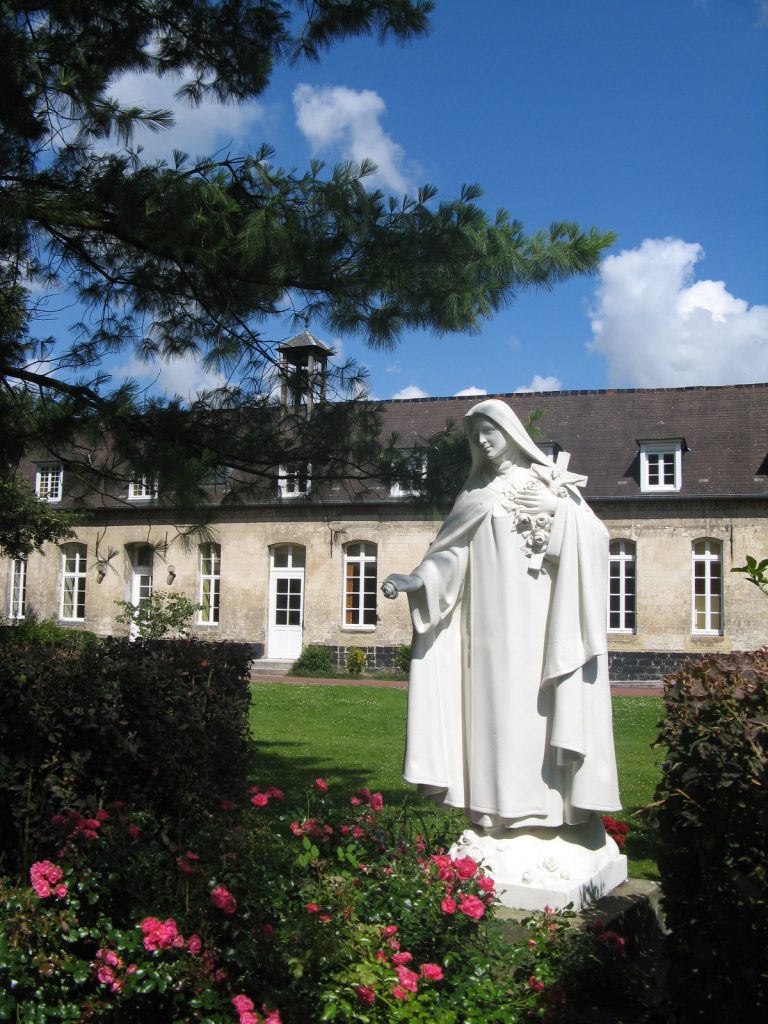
[655,650,768,1019]
[394,643,412,675]
[291,644,334,675]
[345,647,366,676]
[114,590,201,638]
[0,636,254,875]
[0,616,99,650]
[0,779,636,1023]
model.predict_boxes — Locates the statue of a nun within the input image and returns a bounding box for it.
[382,399,627,910]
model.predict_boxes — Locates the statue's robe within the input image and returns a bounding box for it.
[404,464,621,829]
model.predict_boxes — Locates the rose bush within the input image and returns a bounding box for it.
[0,779,636,1022]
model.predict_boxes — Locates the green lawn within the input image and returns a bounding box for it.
[249,683,663,879]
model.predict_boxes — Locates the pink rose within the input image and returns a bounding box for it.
[458,894,485,919]
[251,793,269,807]
[477,874,495,892]
[314,778,328,793]
[265,787,284,800]
[211,885,237,914]
[420,962,444,981]
[96,966,114,985]
[368,792,384,812]
[395,966,419,993]
[305,903,320,914]
[262,1011,282,1024]
[187,934,202,954]
[392,985,410,1001]
[441,896,457,914]
[240,1014,260,1024]
[452,856,478,880]
[391,951,413,965]
[232,994,255,1014]
[380,924,398,937]
[32,878,51,898]
[356,985,375,1006]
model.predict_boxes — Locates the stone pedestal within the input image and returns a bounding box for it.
[450,815,628,913]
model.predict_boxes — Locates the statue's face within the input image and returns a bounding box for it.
[470,416,508,461]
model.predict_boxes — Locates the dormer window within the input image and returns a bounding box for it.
[639,440,684,493]
[390,450,427,498]
[36,463,63,502]
[278,463,311,499]
[128,476,158,500]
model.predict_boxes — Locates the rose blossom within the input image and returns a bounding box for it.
[211,884,237,914]
[391,951,413,965]
[452,855,478,880]
[380,924,398,937]
[314,778,328,793]
[251,792,269,807]
[458,894,485,919]
[187,934,202,954]
[395,966,419,993]
[392,985,409,1001]
[420,962,444,981]
[441,895,457,914]
[240,1014,260,1024]
[232,994,255,1014]
[356,985,375,1006]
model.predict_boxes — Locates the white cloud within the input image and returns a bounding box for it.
[106,71,266,161]
[514,375,563,393]
[293,84,411,193]
[453,386,487,397]
[391,384,429,400]
[755,1,768,28]
[587,237,768,387]
[112,352,226,400]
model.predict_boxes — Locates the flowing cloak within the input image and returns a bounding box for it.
[403,402,621,829]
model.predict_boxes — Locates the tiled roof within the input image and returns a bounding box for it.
[378,383,768,500]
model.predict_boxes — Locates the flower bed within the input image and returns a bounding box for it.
[0,780,639,1022]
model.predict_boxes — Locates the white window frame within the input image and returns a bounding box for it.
[639,441,682,492]
[198,543,221,625]
[9,557,27,620]
[343,541,378,630]
[608,540,636,634]
[60,543,87,622]
[128,476,158,500]
[390,451,427,499]
[35,463,63,502]
[278,463,311,499]
[692,539,723,635]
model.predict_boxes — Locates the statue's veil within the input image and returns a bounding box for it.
[463,399,553,486]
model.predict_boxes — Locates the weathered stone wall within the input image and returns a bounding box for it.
[2,499,765,660]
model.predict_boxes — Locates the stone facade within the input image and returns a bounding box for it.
[2,384,766,680]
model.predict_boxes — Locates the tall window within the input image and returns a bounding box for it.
[692,539,723,634]
[608,540,636,633]
[199,543,221,625]
[60,543,87,621]
[9,558,27,619]
[344,542,377,628]
[36,463,63,502]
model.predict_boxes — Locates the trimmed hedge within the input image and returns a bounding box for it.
[0,636,254,876]
[655,650,768,1019]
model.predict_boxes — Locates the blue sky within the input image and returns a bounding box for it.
[42,0,768,400]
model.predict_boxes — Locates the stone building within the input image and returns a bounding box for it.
[3,377,766,680]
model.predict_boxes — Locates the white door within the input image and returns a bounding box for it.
[268,544,305,659]
[130,545,154,638]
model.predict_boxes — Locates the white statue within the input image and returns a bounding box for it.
[382,399,626,910]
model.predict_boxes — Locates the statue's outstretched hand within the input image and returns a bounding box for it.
[381,573,423,599]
